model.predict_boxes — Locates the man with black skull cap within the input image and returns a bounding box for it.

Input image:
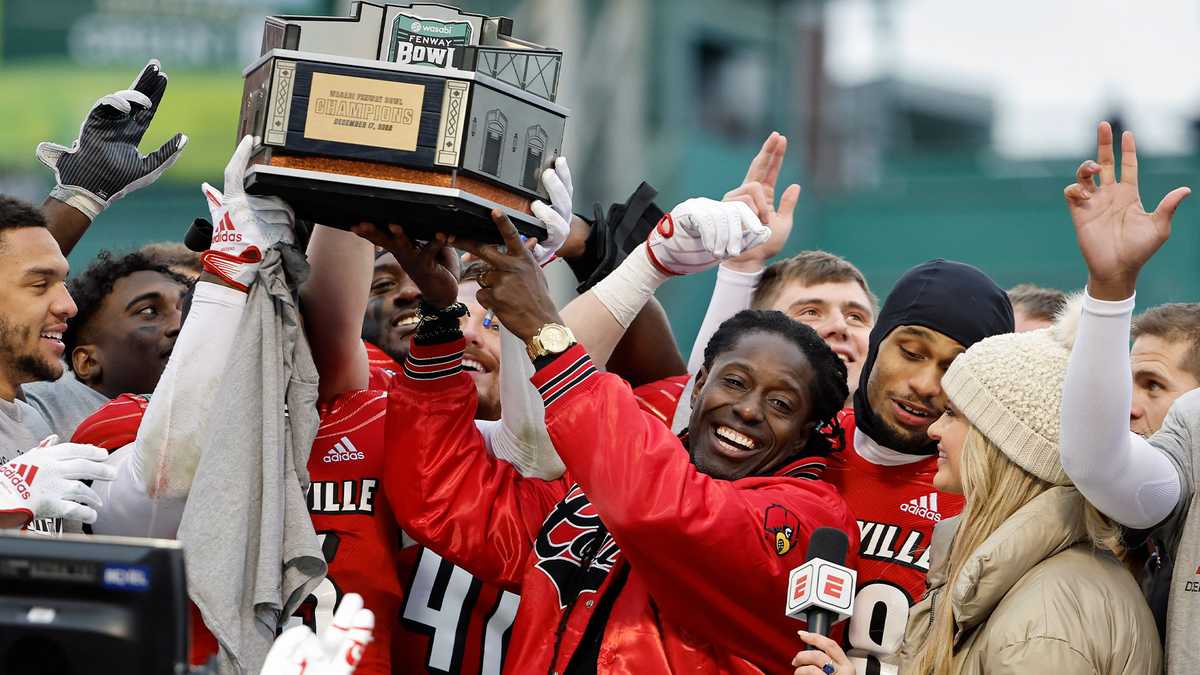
[823,258,1013,674]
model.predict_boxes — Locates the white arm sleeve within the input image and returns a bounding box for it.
[477,325,565,480]
[670,264,761,433]
[685,264,762,374]
[1060,291,1181,529]
[135,281,248,498]
[92,443,186,538]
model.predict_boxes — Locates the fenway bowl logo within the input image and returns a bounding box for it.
[534,485,621,608]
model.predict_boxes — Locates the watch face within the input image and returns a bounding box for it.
[540,324,572,352]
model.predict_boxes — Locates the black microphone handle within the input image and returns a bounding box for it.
[805,609,834,649]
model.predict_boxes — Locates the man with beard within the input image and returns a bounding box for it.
[825,259,1013,674]
[0,196,117,531]
[23,250,188,439]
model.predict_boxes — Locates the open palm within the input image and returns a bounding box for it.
[1065,122,1189,291]
[724,131,801,269]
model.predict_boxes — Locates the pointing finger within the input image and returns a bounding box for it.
[490,209,525,255]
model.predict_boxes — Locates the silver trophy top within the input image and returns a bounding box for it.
[261,2,562,103]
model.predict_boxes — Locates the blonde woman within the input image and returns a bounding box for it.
[792,305,1160,674]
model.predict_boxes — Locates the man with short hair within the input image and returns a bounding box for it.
[752,250,877,396]
[22,250,188,439]
[1130,303,1200,437]
[0,195,116,531]
[1008,282,1067,331]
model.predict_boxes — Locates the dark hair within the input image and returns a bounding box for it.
[1133,303,1200,381]
[1007,283,1067,322]
[63,250,191,367]
[701,309,849,457]
[139,241,202,277]
[0,196,48,251]
[752,250,878,313]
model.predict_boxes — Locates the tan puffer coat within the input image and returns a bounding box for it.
[901,486,1161,674]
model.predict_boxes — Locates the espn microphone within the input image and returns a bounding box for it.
[785,527,856,645]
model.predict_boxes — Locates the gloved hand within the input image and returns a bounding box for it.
[645,198,770,276]
[0,435,117,528]
[529,156,573,264]
[36,59,187,220]
[199,135,296,291]
[261,593,375,675]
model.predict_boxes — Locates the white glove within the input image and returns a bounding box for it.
[36,59,187,220]
[0,436,117,528]
[261,593,375,675]
[529,156,573,265]
[645,198,770,276]
[200,135,296,291]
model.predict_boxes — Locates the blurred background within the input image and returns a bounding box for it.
[2,0,1198,354]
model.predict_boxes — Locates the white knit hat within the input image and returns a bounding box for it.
[940,294,1084,486]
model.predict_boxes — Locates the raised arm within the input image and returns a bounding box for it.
[672,132,800,430]
[36,59,186,255]
[1059,122,1188,529]
[301,224,373,401]
[355,222,566,587]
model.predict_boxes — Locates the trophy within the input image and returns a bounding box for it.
[237,2,568,242]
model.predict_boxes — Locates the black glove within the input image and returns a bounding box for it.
[36,59,187,219]
[565,181,664,293]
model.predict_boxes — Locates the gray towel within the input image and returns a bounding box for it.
[178,244,326,675]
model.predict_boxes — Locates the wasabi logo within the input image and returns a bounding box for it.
[410,20,453,35]
[389,14,472,67]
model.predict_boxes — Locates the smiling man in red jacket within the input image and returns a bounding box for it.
[367,210,858,674]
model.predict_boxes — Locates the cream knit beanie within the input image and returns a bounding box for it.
[940,294,1085,486]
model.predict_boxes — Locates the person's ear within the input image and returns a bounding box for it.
[71,345,102,384]
[691,367,708,410]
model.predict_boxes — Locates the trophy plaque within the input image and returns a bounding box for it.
[237,2,568,242]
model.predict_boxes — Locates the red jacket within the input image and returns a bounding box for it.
[386,339,859,674]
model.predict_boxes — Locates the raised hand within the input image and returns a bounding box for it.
[724,131,801,271]
[529,156,574,264]
[37,59,187,220]
[449,210,562,342]
[199,135,296,291]
[1065,122,1190,300]
[645,198,771,276]
[351,223,460,309]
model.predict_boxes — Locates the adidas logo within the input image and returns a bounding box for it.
[900,492,942,522]
[211,213,243,243]
[323,436,364,463]
[0,463,37,499]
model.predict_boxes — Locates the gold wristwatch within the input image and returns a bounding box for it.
[526,323,577,360]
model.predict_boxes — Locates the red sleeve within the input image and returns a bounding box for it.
[71,394,148,451]
[384,337,569,591]
[532,345,859,668]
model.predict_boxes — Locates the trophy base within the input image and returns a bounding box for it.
[244,164,549,245]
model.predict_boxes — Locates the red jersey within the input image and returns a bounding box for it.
[822,408,964,675]
[365,341,402,374]
[631,374,689,426]
[74,368,519,675]
[387,340,860,674]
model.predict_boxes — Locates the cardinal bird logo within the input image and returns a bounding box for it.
[764,504,800,556]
